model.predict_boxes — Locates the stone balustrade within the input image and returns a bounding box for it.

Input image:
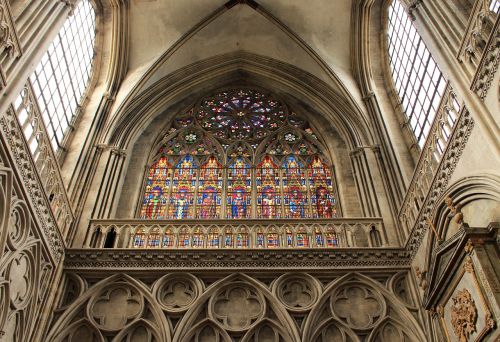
[86,218,387,249]
[398,84,464,238]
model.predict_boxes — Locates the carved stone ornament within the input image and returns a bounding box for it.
[414,266,428,290]
[445,196,464,224]
[464,239,474,253]
[450,288,477,342]
[463,256,475,274]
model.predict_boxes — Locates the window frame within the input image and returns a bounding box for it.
[382,0,449,152]
[28,0,101,159]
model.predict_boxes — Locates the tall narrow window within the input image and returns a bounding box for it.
[140,157,171,219]
[282,156,308,218]
[387,0,447,147]
[169,155,197,219]
[30,0,96,150]
[256,156,281,218]
[197,156,223,219]
[227,157,252,219]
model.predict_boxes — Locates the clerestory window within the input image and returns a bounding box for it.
[387,0,447,148]
[29,0,96,151]
[139,89,339,220]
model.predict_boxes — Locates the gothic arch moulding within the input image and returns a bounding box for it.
[429,173,500,242]
[302,272,427,342]
[172,273,301,342]
[45,274,171,342]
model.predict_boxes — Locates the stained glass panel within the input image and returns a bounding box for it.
[256,156,281,218]
[198,89,286,141]
[133,228,146,248]
[168,155,197,219]
[227,157,252,218]
[163,229,174,247]
[197,157,222,219]
[282,156,308,218]
[147,227,161,248]
[140,157,171,219]
[309,157,337,218]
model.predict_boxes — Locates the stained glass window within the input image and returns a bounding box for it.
[178,228,190,248]
[309,157,337,218]
[163,229,174,247]
[197,89,286,141]
[256,156,281,218]
[133,228,146,248]
[169,155,197,219]
[283,156,308,218]
[140,157,171,219]
[296,228,309,248]
[208,228,220,248]
[227,157,252,219]
[147,227,161,248]
[267,228,280,248]
[197,157,222,219]
[139,88,339,220]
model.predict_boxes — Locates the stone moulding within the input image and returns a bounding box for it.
[406,109,474,258]
[63,247,411,271]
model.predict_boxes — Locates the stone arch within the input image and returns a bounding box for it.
[309,318,360,342]
[106,53,371,152]
[424,173,500,271]
[302,272,426,341]
[241,318,294,342]
[173,273,300,342]
[432,173,500,240]
[51,318,105,342]
[113,318,163,342]
[367,316,422,342]
[46,274,171,342]
[179,318,232,342]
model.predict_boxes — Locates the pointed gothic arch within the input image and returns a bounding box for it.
[135,87,341,221]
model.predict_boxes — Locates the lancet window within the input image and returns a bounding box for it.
[139,89,339,220]
[29,0,97,151]
[387,0,447,147]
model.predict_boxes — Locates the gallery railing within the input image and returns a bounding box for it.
[7,82,74,238]
[86,218,387,249]
[458,0,500,98]
[398,84,464,238]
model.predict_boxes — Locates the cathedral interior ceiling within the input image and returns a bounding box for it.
[106,0,364,143]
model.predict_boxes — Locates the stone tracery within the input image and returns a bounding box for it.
[138,88,338,223]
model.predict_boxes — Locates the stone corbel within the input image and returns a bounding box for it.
[407,0,423,22]
[415,266,429,290]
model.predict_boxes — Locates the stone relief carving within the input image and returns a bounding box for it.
[0,0,22,88]
[46,274,171,342]
[0,153,57,341]
[47,271,427,341]
[1,105,64,260]
[450,289,477,342]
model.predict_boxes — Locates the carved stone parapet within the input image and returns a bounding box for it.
[471,14,500,100]
[0,0,22,88]
[64,247,411,271]
[87,217,388,249]
[399,84,470,251]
